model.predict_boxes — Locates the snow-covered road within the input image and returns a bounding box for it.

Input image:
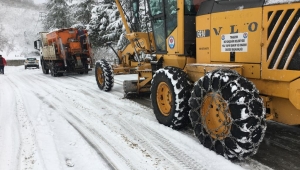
[0,66,272,170]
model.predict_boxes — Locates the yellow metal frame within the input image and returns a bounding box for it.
[192,3,300,125]
[113,0,155,75]
[261,4,300,81]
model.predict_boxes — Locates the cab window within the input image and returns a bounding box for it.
[165,0,177,35]
[185,0,202,15]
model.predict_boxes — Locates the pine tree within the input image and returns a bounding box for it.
[71,0,95,26]
[43,0,73,30]
[88,1,123,48]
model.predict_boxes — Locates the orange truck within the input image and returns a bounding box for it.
[34,28,93,76]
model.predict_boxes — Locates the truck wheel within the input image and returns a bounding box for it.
[50,65,58,77]
[50,69,56,77]
[84,64,89,74]
[41,58,49,74]
[95,59,114,91]
[151,66,192,129]
[189,69,266,160]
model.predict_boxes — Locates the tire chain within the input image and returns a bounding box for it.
[189,69,267,160]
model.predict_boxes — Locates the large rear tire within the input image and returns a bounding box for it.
[95,59,114,92]
[151,66,192,129]
[189,69,266,160]
[84,64,89,74]
[50,63,58,77]
[41,57,49,74]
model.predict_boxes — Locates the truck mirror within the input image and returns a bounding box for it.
[34,40,40,50]
[34,41,37,49]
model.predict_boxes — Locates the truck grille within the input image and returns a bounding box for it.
[267,7,300,70]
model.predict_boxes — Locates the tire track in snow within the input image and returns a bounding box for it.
[32,76,210,169]
[0,77,21,170]
[111,115,192,169]
[8,73,87,170]
[64,117,116,170]
[25,74,186,169]
[32,73,155,121]
[27,73,238,169]
[37,88,137,169]
[64,112,131,170]
[6,77,45,170]
[14,74,139,169]
[113,116,205,170]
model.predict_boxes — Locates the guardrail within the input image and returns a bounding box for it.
[6,60,25,66]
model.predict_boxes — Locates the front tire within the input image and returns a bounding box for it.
[151,66,192,129]
[95,59,114,92]
[189,69,266,160]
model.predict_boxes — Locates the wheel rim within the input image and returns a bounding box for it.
[96,67,104,85]
[156,82,172,116]
[201,92,231,139]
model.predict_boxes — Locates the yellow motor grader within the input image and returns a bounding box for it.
[95,0,300,160]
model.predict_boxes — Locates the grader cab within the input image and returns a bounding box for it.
[95,0,300,160]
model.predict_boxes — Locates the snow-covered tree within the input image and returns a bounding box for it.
[88,0,151,49]
[43,0,74,30]
[88,1,123,47]
[70,0,95,26]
